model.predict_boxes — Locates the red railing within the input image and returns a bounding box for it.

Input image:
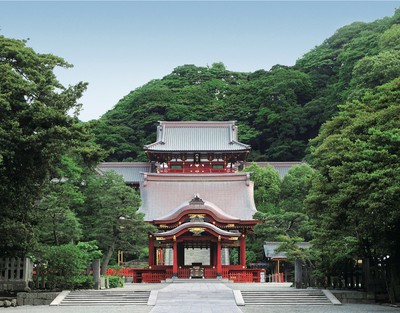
[165,267,173,278]
[142,272,166,283]
[106,268,135,277]
[105,267,266,283]
[157,162,237,174]
[222,267,230,278]
[178,268,190,278]
[204,268,217,278]
[229,271,253,283]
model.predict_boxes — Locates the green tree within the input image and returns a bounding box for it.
[36,155,86,246]
[306,78,400,301]
[42,242,101,290]
[244,163,315,262]
[244,163,281,213]
[380,24,400,50]
[80,171,155,273]
[351,51,400,90]
[0,36,93,255]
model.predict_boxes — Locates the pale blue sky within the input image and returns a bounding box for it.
[0,1,398,121]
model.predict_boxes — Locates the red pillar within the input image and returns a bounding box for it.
[217,236,222,277]
[159,247,164,265]
[240,234,246,268]
[172,237,178,277]
[148,235,154,267]
[213,242,217,267]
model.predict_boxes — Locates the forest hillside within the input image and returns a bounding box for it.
[92,10,400,162]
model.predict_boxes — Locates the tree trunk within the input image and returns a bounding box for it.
[101,241,115,275]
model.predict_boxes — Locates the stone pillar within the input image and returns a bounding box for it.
[93,259,101,290]
[23,258,33,283]
[217,237,222,278]
[172,239,178,278]
[294,259,302,289]
[148,235,154,267]
[240,234,246,268]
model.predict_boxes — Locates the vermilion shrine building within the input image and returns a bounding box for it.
[99,121,300,282]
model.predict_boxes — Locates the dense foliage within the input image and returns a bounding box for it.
[0,36,151,281]
[306,78,400,300]
[302,10,400,301]
[244,163,315,263]
[92,10,400,164]
[41,242,101,290]
[0,36,102,255]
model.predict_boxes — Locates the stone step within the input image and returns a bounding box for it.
[58,290,150,306]
[241,290,333,306]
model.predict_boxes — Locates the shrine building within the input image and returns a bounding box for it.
[98,121,300,282]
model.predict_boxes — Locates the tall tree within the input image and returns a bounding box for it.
[0,36,95,255]
[247,164,315,262]
[80,171,155,273]
[306,78,400,301]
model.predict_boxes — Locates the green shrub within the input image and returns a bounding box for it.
[107,276,124,288]
[42,242,101,290]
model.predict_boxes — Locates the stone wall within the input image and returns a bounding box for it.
[330,290,376,304]
[16,292,59,306]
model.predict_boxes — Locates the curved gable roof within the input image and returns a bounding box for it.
[155,198,240,222]
[154,221,241,238]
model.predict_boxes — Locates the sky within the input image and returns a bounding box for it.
[0,1,399,121]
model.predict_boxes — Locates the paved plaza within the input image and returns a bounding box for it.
[2,282,399,313]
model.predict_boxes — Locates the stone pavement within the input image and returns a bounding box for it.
[2,282,400,313]
[149,282,242,313]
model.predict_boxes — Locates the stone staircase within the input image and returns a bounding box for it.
[240,289,333,305]
[55,290,150,306]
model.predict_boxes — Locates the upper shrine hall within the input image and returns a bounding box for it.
[98,121,300,282]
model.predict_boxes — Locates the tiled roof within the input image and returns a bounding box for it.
[96,161,303,183]
[138,173,257,221]
[245,162,303,179]
[264,241,311,260]
[155,200,240,222]
[144,121,250,152]
[97,162,150,184]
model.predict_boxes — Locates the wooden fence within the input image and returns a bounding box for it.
[267,273,285,283]
[300,257,390,295]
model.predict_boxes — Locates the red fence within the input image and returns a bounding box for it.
[106,268,136,277]
[178,268,190,278]
[204,268,217,278]
[105,267,265,283]
[142,272,166,283]
[229,271,253,283]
